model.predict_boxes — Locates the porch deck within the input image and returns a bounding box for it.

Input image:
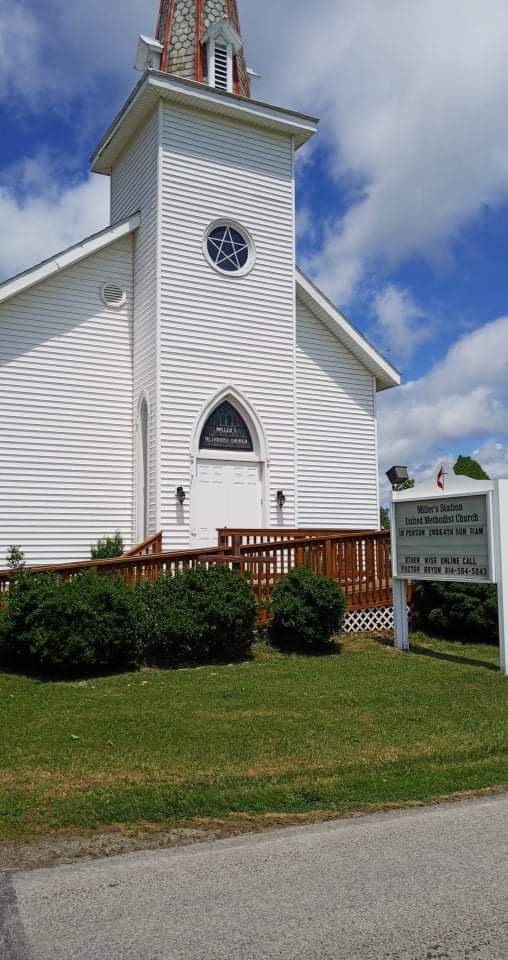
[0,528,402,626]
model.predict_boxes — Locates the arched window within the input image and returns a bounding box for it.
[199,401,253,453]
[137,397,149,541]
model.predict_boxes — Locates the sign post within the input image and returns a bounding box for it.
[494,479,508,674]
[390,466,508,674]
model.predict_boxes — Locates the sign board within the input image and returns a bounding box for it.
[393,492,493,583]
[389,466,508,674]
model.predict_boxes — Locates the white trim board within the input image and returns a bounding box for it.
[0,215,141,307]
[91,72,318,175]
[296,269,400,392]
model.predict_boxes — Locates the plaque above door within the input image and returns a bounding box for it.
[199,401,254,453]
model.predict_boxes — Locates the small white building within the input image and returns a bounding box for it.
[0,1,399,566]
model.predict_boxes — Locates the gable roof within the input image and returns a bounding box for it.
[201,19,244,53]
[296,269,400,392]
[0,215,140,307]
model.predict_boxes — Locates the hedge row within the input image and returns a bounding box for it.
[412,581,498,645]
[0,565,347,678]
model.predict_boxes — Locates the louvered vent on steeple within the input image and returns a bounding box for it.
[213,43,229,90]
[138,0,251,98]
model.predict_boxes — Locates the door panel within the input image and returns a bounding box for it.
[191,460,262,548]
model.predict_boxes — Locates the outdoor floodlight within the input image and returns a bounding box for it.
[386,466,409,491]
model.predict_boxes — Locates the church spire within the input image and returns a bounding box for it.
[155,0,251,98]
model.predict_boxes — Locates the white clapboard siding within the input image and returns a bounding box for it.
[0,237,134,566]
[158,103,296,549]
[296,295,380,529]
[111,107,159,537]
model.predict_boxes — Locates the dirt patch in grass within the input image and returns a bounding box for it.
[3,786,508,872]
[0,767,188,797]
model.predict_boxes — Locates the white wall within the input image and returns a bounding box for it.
[158,102,296,549]
[111,108,160,538]
[296,295,380,529]
[0,237,134,566]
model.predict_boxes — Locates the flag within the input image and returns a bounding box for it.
[437,466,445,490]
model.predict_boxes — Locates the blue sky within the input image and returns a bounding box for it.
[2,0,508,492]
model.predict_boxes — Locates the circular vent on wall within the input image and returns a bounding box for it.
[101,282,127,308]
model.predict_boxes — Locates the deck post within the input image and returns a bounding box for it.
[324,538,334,578]
[392,577,409,651]
[494,480,508,675]
[390,493,409,652]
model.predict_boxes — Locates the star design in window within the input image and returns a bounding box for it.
[207,225,250,272]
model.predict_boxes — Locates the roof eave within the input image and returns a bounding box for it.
[91,72,319,174]
[0,214,140,306]
[296,269,400,392]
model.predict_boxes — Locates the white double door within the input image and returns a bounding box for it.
[191,458,263,549]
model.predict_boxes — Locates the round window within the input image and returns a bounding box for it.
[205,221,254,276]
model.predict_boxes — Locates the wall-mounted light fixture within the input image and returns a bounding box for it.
[386,466,409,491]
[176,486,186,505]
[276,490,286,509]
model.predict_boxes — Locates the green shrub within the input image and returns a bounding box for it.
[269,566,346,653]
[91,531,124,560]
[0,571,140,677]
[137,565,257,666]
[413,581,498,645]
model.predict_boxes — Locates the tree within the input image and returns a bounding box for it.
[6,546,25,572]
[90,532,125,561]
[454,455,490,481]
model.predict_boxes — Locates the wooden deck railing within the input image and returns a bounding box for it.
[123,531,164,557]
[218,528,356,549]
[233,531,393,620]
[0,530,397,625]
[0,546,228,596]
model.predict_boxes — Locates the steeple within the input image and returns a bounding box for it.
[153,0,251,98]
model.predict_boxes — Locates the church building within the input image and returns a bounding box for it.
[0,0,399,566]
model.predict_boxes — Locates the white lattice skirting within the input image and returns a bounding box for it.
[343,604,413,634]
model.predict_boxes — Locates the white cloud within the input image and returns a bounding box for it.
[471,440,508,481]
[372,285,432,363]
[0,155,109,281]
[378,315,508,473]
[0,2,49,105]
[243,0,508,304]
[0,0,155,108]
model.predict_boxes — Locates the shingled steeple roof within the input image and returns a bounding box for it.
[155,0,251,97]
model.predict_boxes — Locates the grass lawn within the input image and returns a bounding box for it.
[1,634,507,842]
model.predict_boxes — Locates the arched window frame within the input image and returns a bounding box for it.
[191,386,269,464]
[199,401,254,453]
